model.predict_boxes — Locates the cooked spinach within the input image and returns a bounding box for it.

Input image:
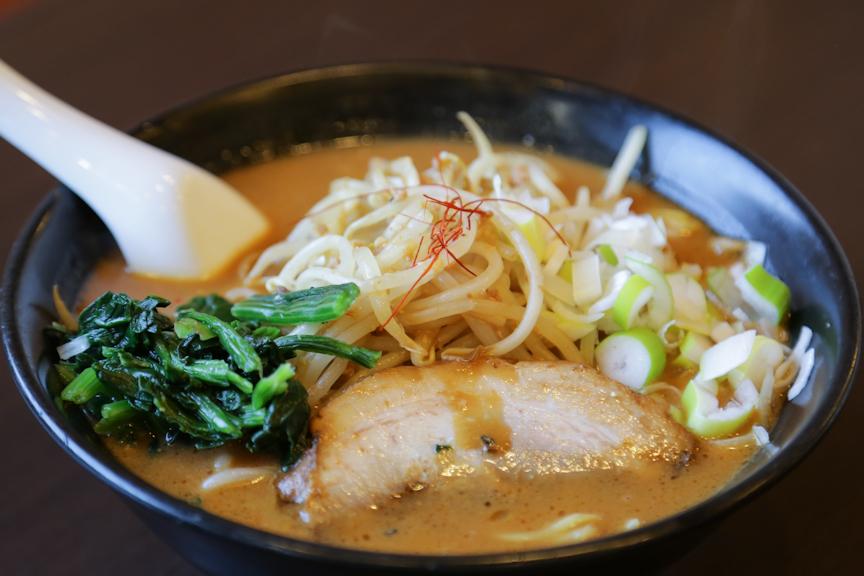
[60,367,105,404]
[231,283,361,325]
[274,334,381,369]
[49,285,377,470]
[247,379,311,468]
[176,294,234,322]
[177,310,263,376]
[93,400,138,435]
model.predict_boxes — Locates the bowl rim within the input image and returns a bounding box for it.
[2,60,861,571]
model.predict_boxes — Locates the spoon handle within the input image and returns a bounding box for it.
[0,59,269,278]
[0,59,164,213]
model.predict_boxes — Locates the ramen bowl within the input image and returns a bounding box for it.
[2,63,859,575]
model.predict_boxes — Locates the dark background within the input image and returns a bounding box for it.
[1,1,861,574]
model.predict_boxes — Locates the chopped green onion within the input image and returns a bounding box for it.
[596,244,619,265]
[231,283,361,325]
[596,328,666,390]
[612,274,653,329]
[681,379,757,438]
[706,266,744,309]
[674,331,713,368]
[557,259,573,282]
[60,367,105,404]
[738,264,791,325]
[502,208,547,258]
[623,256,674,329]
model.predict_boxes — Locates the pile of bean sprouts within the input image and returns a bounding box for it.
[241,113,809,416]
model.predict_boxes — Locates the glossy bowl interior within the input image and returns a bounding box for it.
[2,63,860,575]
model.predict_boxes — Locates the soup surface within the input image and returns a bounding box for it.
[82,140,756,553]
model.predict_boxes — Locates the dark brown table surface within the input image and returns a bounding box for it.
[1,1,861,574]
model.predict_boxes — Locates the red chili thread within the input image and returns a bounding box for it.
[298,185,571,328]
[380,188,487,327]
[464,197,572,256]
[381,188,576,327]
[411,237,424,267]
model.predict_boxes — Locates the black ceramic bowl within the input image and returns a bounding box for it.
[2,63,860,575]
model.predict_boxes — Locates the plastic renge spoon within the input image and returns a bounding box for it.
[0,60,269,279]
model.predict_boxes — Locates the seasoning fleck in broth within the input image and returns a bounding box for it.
[80,140,762,553]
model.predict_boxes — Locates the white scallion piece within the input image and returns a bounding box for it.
[728,335,785,387]
[576,185,591,207]
[787,348,815,401]
[791,326,813,362]
[757,370,775,423]
[57,334,90,360]
[612,197,633,218]
[697,330,756,381]
[668,273,708,325]
[543,242,569,276]
[744,241,767,268]
[600,125,648,201]
[570,253,602,306]
[589,270,631,314]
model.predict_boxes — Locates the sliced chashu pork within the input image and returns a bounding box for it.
[279,359,695,518]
